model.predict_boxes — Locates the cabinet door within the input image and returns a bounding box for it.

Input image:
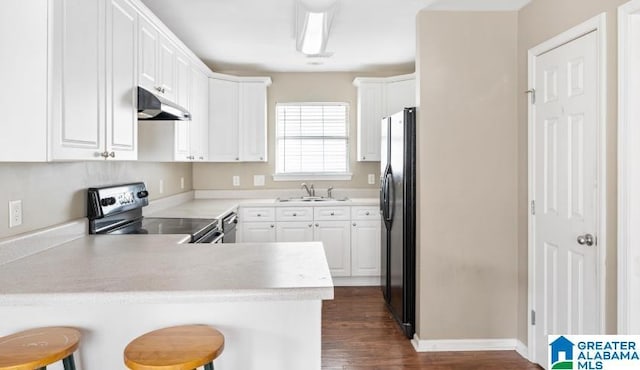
[351,220,381,276]
[190,68,209,161]
[0,0,48,161]
[176,52,190,109]
[240,222,276,243]
[174,121,190,161]
[209,78,240,161]
[158,35,176,101]
[356,82,384,162]
[50,0,105,160]
[138,15,158,93]
[239,82,267,162]
[314,221,351,277]
[105,0,137,160]
[386,78,415,117]
[276,222,314,242]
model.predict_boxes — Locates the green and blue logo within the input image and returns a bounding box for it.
[550,336,574,369]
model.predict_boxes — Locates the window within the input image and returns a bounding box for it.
[274,103,351,180]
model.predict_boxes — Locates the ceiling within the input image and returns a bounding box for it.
[140,0,531,73]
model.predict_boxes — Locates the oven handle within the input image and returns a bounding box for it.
[224,214,238,225]
[210,232,224,244]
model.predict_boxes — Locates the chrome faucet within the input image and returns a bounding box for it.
[327,186,334,199]
[301,183,314,197]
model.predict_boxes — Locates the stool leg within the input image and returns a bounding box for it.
[204,363,214,370]
[62,354,76,370]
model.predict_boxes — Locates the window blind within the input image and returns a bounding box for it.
[276,103,349,174]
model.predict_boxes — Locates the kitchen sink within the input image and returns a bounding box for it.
[277,196,349,203]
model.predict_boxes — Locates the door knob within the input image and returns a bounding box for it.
[577,234,595,246]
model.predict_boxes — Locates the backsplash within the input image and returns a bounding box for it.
[0,162,192,239]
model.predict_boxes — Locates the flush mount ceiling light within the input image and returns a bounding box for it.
[296,1,336,57]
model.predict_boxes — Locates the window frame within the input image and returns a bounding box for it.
[273,102,352,181]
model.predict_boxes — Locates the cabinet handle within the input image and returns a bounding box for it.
[353,223,357,227]
[100,151,109,158]
[362,156,366,160]
[109,152,116,158]
[308,224,312,228]
[365,211,370,215]
[155,86,162,92]
[161,87,166,93]
[259,157,263,160]
[270,224,274,228]
[257,213,261,217]
[235,157,240,161]
[315,223,319,227]
[293,213,297,216]
[330,212,335,216]
[199,156,204,160]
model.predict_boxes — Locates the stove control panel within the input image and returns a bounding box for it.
[87,182,149,220]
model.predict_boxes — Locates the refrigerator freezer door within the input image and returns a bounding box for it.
[380,116,391,301]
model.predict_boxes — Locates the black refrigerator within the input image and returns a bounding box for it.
[380,107,416,339]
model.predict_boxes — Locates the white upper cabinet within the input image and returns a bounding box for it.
[158,35,177,102]
[49,0,105,160]
[138,15,158,94]
[189,68,209,161]
[353,74,415,162]
[239,82,268,162]
[208,77,270,162]
[209,78,240,161]
[356,82,384,162]
[105,0,138,160]
[0,0,48,161]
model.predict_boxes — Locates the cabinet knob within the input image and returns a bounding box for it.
[199,156,204,160]
[109,152,115,158]
[330,212,335,216]
[257,213,261,217]
[365,211,370,215]
[155,86,162,92]
[315,223,319,227]
[353,223,357,227]
[362,156,366,160]
[100,151,109,158]
[259,157,263,161]
[293,213,297,216]
[270,224,274,228]
[235,157,239,161]
[308,224,312,228]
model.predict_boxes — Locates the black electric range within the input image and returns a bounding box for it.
[87,182,223,243]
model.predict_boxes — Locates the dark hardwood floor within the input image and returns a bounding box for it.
[322,287,542,369]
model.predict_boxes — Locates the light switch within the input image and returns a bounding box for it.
[159,179,164,194]
[233,176,240,187]
[254,175,265,187]
[368,174,376,185]
[9,200,22,228]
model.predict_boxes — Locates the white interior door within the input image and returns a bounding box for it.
[532,31,599,367]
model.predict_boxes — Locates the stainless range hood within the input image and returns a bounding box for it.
[137,86,191,121]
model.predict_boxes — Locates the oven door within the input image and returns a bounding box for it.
[196,227,224,244]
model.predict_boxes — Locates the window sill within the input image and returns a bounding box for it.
[272,173,353,181]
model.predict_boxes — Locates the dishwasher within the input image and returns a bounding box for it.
[222,212,238,243]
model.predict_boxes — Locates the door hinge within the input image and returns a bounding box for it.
[525,89,536,104]
[531,310,536,325]
[531,200,536,215]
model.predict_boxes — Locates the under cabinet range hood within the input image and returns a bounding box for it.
[137,86,191,121]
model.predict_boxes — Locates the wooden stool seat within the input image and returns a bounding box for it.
[124,325,224,370]
[0,327,80,370]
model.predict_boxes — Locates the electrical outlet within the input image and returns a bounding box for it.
[368,174,376,185]
[232,176,240,187]
[180,177,185,190]
[9,200,22,228]
[253,175,265,187]
[159,179,164,194]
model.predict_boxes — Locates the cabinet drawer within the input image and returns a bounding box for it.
[314,206,350,221]
[240,207,275,222]
[276,207,313,221]
[351,206,381,220]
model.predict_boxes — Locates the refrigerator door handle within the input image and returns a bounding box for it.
[385,170,394,222]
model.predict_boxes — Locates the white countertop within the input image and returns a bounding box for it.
[0,235,334,305]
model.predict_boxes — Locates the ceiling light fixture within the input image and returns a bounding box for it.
[296,2,336,57]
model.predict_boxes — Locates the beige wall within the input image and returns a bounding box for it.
[0,162,192,239]
[193,71,411,190]
[517,0,626,342]
[415,11,519,339]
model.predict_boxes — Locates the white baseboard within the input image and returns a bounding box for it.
[332,276,380,287]
[412,334,528,357]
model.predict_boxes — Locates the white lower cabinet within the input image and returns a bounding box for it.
[351,220,381,276]
[239,222,276,243]
[239,205,379,279]
[314,220,351,277]
[276,222,314,242]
